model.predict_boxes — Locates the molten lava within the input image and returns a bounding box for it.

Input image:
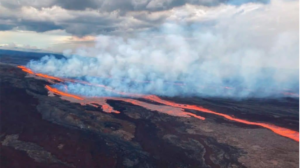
[18,66,63,82]
[44,85,204,119]
[45,85,83,100]
[142,95,299,142]
[18,65,299,142]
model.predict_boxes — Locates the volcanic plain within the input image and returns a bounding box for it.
[0,61,299,168]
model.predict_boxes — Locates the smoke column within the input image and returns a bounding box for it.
[26,0,299,98]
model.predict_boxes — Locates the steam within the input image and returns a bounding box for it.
[27,0,299,98]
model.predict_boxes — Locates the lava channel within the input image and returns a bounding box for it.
[45,85,205,120]
[142,95,299,142]
[18,65,299,141]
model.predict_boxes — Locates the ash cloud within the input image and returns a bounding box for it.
[26,0,299,98]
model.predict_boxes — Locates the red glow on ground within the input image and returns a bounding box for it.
[45,85,120,114]
[45,85,83,100]
[18,65,299,141]
[17,65,34,74]
[18,66,63,82]
[112,98,202,119]
[183,112,206,120]
[143,95,299,142]
[35,73,63,82]
[80,97,121,114]
[44,85,205,119]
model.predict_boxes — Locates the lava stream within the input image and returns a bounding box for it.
[45,85,205,119]
[142,95,299,142]
[45,85,83,100]
[18,65,299,141]
[18,66,63,82]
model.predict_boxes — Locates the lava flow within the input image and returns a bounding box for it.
[18,65,299,141]
[45,85,204,119]
[142,95,299,142]
[18,66,63,82]
[45,85,83,100]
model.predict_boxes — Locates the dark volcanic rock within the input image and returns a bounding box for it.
[1,134,72,167]
[0,63,298,168]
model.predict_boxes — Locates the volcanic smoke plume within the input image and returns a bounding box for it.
[18,65,300,142]
[26,0,298,98]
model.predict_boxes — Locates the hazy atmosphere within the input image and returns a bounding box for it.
[0,1,299,167]
[3,0,295,97]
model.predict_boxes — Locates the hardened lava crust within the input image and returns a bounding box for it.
[0,63,298,168]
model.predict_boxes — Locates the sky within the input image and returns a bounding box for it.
[1,0,298,98]
[0,0,298,53]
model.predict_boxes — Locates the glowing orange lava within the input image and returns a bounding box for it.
[44,85,204,119]
[18,66,63,82]
[18,65,299,141]
[45,85,83,100]
[142,95,299,142]
[183,112,206,120]
[17,65,34,74]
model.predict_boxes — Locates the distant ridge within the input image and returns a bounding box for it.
[0,49,65,65]
[0,49,64,57]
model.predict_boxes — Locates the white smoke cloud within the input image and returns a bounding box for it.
[27,0,299,98]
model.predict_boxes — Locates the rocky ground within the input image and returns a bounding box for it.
[0,63,298,168]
